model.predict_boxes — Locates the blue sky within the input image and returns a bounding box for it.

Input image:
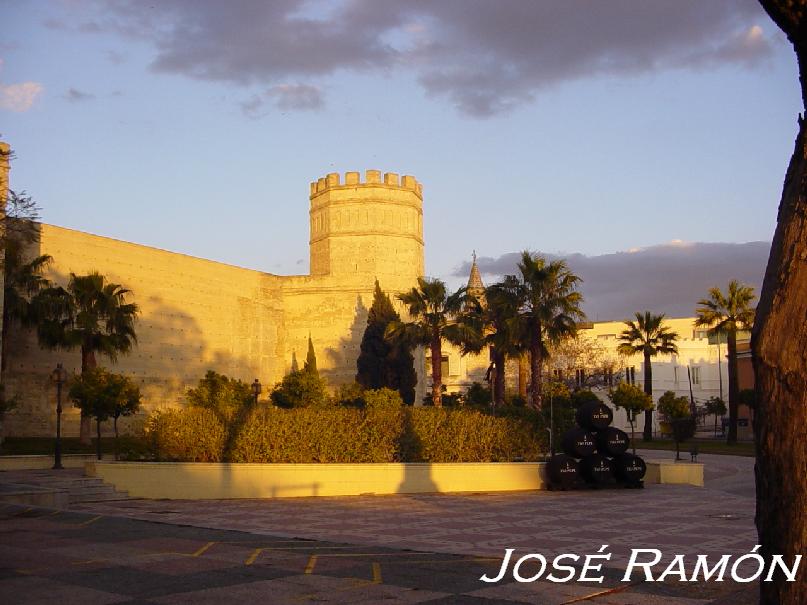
[0,1,801,292]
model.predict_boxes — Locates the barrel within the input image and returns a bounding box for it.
[596,427,630,457]
[614,453,647,485]
[561,427,597,458]
[575,400,613,431]
[580,453,616,485]
[546,454,582,489]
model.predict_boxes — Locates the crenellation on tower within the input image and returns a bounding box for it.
[309,171,422,198]
[308,169,425,281]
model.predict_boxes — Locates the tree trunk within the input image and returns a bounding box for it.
[726,330,739,445]
[79,345,96,444]
[642,351,653,441]
[95,417,102,461]
[518,353,528,397]
[751,114,807,604]
[492,347,506,406]
[529,325,543,409]
[430,330,442,407]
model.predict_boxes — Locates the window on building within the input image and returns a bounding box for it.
[690,366,701,386]
[553,368,564,380]
[575,368,585,388]
[597,334,616,341]
[440,356,449,379]
[694,329,709,340]
[604,368,614,387]
[625,366,636,385]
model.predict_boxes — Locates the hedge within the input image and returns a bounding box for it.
[145,405,546,463]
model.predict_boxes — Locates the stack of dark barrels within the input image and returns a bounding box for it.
[546,400,646,490]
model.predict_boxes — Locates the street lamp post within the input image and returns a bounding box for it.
[251,379,262,406]
[50,363,69,470]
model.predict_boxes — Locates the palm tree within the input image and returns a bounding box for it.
[385,277,468,407]
[2,241,52,372]
[462,276,523,407]
[617,311,679,441]
[34,272,139,442]
[515,252,584,409]
[695,280,755,444]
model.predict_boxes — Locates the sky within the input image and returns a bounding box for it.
[0,1,801,318]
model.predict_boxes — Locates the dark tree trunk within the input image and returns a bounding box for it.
[492,347,506,406]
[751,118,807,604]
[518,353,528,398]
[529,325,543,409]
[79,345,96,444]
[752,3,807,602]
[726,330,739,444]
[642,351,653,441]
[430,330,442,407]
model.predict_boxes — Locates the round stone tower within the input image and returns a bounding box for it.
[309,170,425,289]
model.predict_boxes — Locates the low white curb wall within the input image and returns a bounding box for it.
[85,459,703,500]
[86,461,547,499]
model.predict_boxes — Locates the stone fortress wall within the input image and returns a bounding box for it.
[2,168,426,437]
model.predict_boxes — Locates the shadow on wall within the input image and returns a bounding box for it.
[2,250,266,438]
[320,294,368,386]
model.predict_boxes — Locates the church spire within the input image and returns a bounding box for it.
[467,250,484,298]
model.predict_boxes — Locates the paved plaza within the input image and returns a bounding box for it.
[1,452,759,604]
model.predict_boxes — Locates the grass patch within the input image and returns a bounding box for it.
[0,436,150,458]
[633,437,756,457]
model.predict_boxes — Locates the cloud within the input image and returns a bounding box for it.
[452,241,770,321]
[0,81,44,112]
[242,84,324,117]
[65,87,95,102]
[60,0,774,117]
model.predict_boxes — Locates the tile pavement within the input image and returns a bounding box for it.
[0,451,761,604]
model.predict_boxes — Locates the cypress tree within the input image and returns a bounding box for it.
[356,281,417,404]
[304,335,318,374]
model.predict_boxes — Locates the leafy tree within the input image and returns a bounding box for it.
[704,396,727,436]
[187,370,253,419]
[751,6,807,600]
[68,368,140,460]
[513,252,584,409]
[617,311,679,441]
[657,390,694,461]
[608,382,653,455]
[271,368,329,408]
[385,277,469,407]
[33,272,139,443]
[547,334,621,392]
[356,281,417,404]
[304,335,318,374]
[694,280,755,444]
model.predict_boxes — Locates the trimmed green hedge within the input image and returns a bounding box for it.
[145,405,546,463]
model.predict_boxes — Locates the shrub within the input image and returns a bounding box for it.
[465,382,492,408]
[270,369,330,408]
[334,381,365,407]
[363,387,403,410]
[145,408,226,462]
[146,404,547,463]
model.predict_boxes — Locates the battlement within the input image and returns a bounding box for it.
[310,170,422,197]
